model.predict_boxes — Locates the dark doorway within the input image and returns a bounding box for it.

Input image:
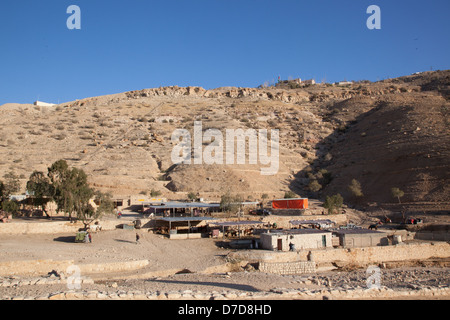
[322,235,327,247]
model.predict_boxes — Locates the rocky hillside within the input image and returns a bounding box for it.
[319,92,449,212]
[0,70,449,211]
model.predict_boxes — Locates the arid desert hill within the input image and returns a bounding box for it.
[315,92,449,212]
[0,70,449,212]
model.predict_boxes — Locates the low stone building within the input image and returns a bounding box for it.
[332,229,388,248]
[260,229,332,251]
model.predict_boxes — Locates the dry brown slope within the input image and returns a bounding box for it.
[321,91,450,211]
[0,87,321,200]
[1,71,449,209]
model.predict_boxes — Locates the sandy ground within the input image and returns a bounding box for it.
[0,228,230,273]
[0,226,449,300]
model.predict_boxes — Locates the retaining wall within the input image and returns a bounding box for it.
[228,242,450,267]
[0,259,149,277]
[0,221,85,234]
[169,233,203,240]
[415,232,450,241]
[0,219,150,235]
[312,242,450,266]
[259,261,316,275]
[261,214,347,229]
[0,260,74,277]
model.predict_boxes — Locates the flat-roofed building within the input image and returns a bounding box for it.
[332,229,388,248]
[260,229,332,251]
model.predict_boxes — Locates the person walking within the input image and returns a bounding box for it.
[136,232,140,245]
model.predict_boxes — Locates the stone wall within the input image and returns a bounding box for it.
[78,260,149,274]
[415,232,450,241]
[0,221,85,234]
[259,261,316,275]
[0,260,74,277]
[0,259,149,277]
[311,242,450,266]
[169,232,203,239]
[261,214,347,229]
[0,219,149,235]
[228,242,450,267]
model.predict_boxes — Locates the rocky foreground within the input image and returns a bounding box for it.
[1,267,449,300]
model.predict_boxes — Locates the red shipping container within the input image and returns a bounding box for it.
[272,198,308,210]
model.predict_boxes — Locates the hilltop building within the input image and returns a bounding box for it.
[34,101,55,107]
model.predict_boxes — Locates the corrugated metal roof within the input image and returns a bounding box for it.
[264,229,331,235]
[210,220,264,227]
[273,198,308,201]
[290,219,335,225]
[157,217,217,222]
[147,202,220,209]
[332,229,385,234]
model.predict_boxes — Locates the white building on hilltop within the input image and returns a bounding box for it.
[34,101,55,107]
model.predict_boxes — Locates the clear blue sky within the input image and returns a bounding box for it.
[1,0,449,105]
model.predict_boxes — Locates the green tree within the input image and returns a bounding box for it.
[77,203,97,230]
[348,179,364,197]
[1,171,20,201]
[284,191,297,199]
[0,172,21,215]
[187,192,197,201]
[323,194,344,214]
[0,181,4,203]
[261,193,269,207]
[26,171,55,218]
[308,179,322,193]
[150,189,162,197]
[47,160,94,222]
[47,160,72,217]
[1,199,19,214]
[220,192,243,215]
[391,187,405,204]
[93,191,114,216]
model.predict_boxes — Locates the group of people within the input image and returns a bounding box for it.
[114,208,123,219]
[82,231,92,243]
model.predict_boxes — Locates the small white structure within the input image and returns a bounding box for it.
[9,194,27,202]
[34,101,55,107]
[302,79,316,85]
[337,81,353,86]
[260,229,332,251]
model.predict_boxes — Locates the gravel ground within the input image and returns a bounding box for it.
[0,228,449,300]
[1,266,449,300]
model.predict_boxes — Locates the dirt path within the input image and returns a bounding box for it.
[0,229,230,273]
